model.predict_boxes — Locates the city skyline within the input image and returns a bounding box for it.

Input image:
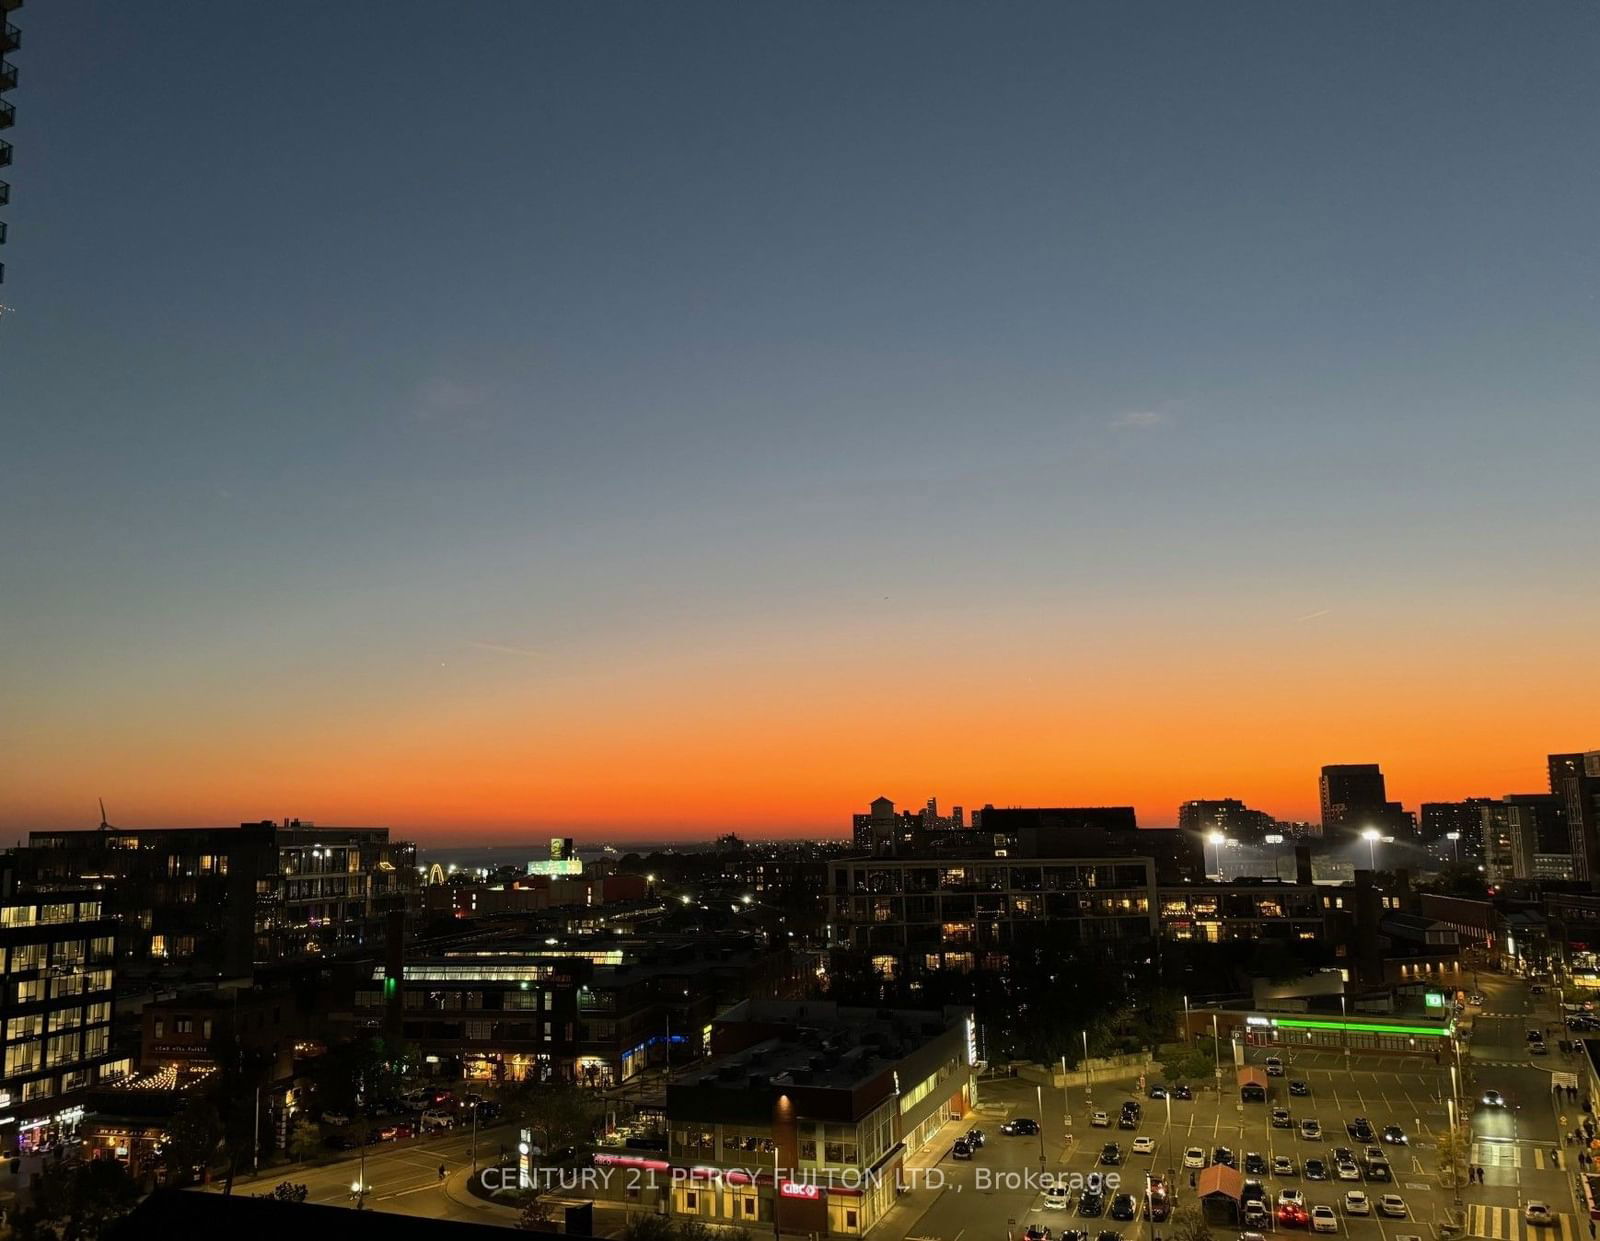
[4,3,1597,841]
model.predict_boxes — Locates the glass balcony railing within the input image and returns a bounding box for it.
[0,23,18,54]
[0,59,17,92]
[0,140,11,169]
[0,100,13,129]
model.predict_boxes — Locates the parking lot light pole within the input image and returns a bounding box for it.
[1083,1030,1093,1116]
[1036,1085,1047,1171]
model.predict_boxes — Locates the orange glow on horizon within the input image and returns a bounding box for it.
[3,601,1593,844]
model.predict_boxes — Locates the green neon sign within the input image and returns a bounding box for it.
[1425,992,1445,1009]
[1272,1017,1451,1038]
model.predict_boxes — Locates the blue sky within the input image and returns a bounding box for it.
[3,2,1597,837]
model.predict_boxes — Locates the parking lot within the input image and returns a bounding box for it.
[884,973,1586,1241]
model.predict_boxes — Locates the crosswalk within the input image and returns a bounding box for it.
[1469,1205,1579,1241]
[1471,1143,1565,1170]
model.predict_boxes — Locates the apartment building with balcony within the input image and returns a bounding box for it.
[19,821,416,978]
[0,887,125,1153]
[827,854,1158,978]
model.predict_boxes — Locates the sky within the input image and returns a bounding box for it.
[2,3,1597,844]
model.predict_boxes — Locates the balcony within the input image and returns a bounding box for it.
[1,59,16,92]
[0,23,17,54]
[0,140,10,169]
[0,99,12,130]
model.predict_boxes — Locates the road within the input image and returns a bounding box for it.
[885,971,1587,1241]
[199,971,1588,1241]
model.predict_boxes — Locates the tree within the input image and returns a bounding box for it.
[1168,1206,1215,1241]
[1156,1042,1217,1088]
[620,1213,678,1241]
[519,1194,556,1231]
[288,1115,324,1162]
[503,1081,601,1157]
[161,1091,224,1186]
[12,1157,140,1241]
[1435,1124,1470,1190]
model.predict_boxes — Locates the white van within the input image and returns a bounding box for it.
[1264,1057,1284,1077]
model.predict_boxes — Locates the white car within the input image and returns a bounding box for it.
[1344,1191,1371,1216]
[1044,1185,1071,1210]
[419,1108,455,1132]
[1133,1136,1156,1155]
[1311,1206,1338,1233]
[1378,1195,1407,1218]
[1265,1057,1285,1076]
[1091,1111,1110,1128]
[1526,1203,1554,1226]
[1278,1190,1306,1209]
[1272,1156,1296,1176]
[1336,1161,1361,1181]
[1301,1119,1322,1140]
[1184,1147,1206,1169]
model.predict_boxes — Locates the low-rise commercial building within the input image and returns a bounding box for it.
[662,1000,975,1237]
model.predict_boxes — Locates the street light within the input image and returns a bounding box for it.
[1361,827,1381,870]
[1083,1029,1093,1115]
[1446,831,1461,863]
[1203,831,1228,882]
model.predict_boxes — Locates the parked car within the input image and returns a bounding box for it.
[1311,1206,1338,1233]
[1100,1143,1122,1166]
[1271,1108,1293,1129]
[1304,1159,1328,1181]
[1025,1227,1052,1241]
[1170,1085,1193,1100]
[1365,1160,1392,1182]
[1183,1147,1205,1169]
[1348,1117,1375,1142]
[1079,1190,1105,1218]
[1002,1118,1041,1136]
[952,1138,973,1160]
[1344,1192,1371,1216]
[1110,1195,1137,1221]
[1300,1119,1322,1140]
[1045,1185,1072,1210]
[1090,1111,1110,1128]
[1336,1162,1360,1182]
[1377,1195,1407,1218]
[420,1108,456,1133]
[1148,1084,1168,1099]
[1212,1147,1236,1168]
[1265,1057,1284,1077]
[1132,1137,1156,1155]
[966,1128,986,1148]
[1243,1203,1271,1230]
[1245,1152,1268,1175]
[1119,1102,1142,1129]
[1272,1156,1297,1176]
[1289,1080,1311,1097]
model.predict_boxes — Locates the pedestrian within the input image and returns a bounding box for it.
[438,1163,447,1182]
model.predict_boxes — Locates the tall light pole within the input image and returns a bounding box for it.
[1362,827,1381,871]
[1446,831,1461,864]
[1083,1030,1094,1116]
[1208,832,1226,881]
[1037,1084,1047,1171]
[1211,1013,1222,1096]
[1340,993,1350,1068]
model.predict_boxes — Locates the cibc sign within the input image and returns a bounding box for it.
[780,1180,821,1200]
